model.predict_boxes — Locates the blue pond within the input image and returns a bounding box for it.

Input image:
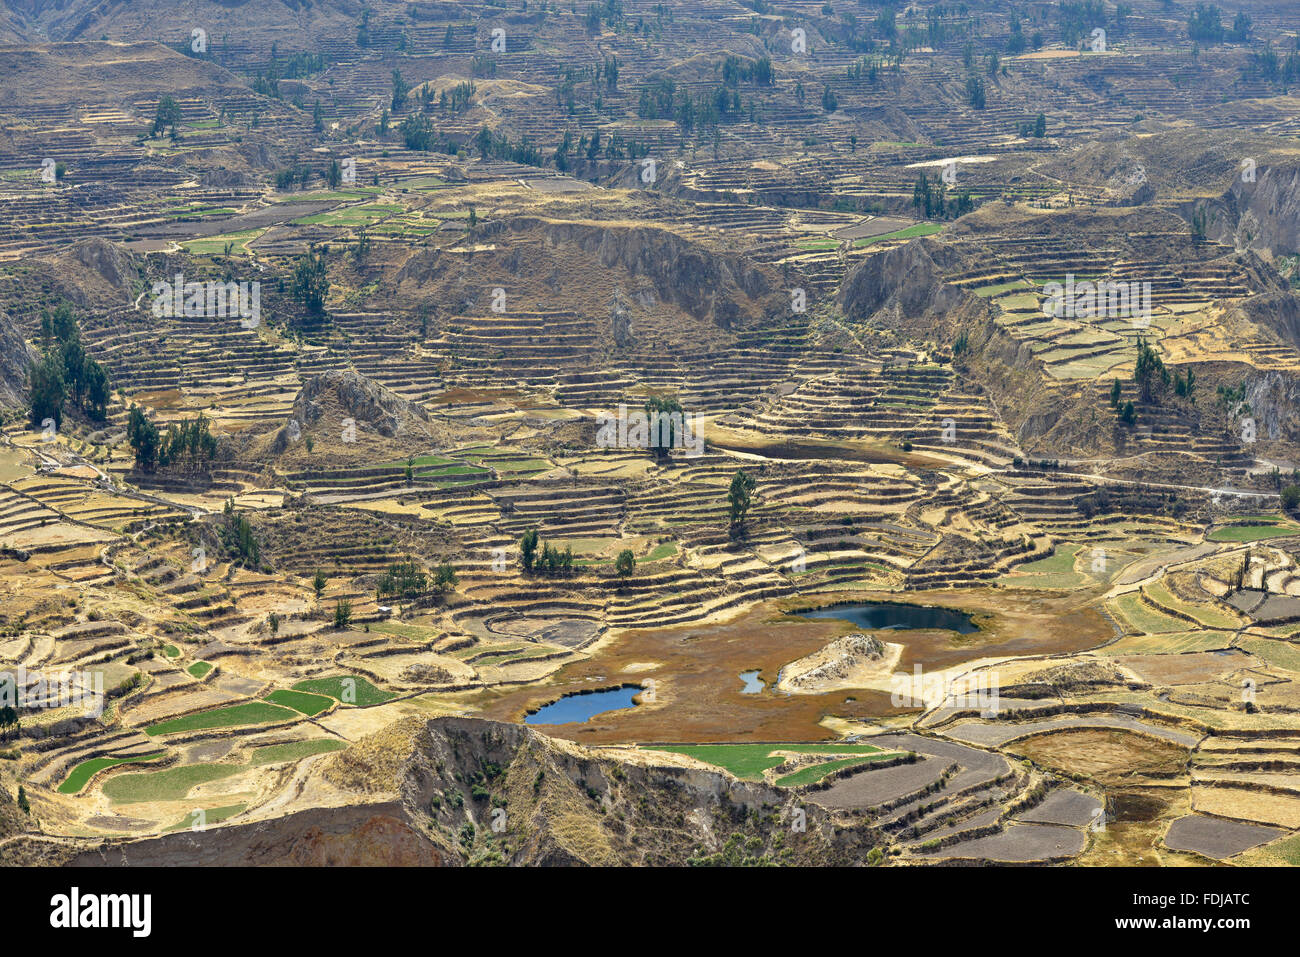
[739,670,765,694]
[797,601,977,634]
[525,685,640,725]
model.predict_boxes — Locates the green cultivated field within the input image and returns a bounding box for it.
[265,689,334,716]
[1109,592,1190,634]
[181,228,263,255]
[187,661,212,679]
[250,739,348,765]
[58,752,165,794]
[145,702,298,735]
[1000,544,1086,588]
[163,803,246,833]
[775,752,898,787]
[974,278,1034,297]
[292,203,402,226]
[1237,636,1300,672]
[1208,520,1300,542]
[1144,580,1243,630]
[292,674,395,707]
[854,223,943,247]
[103,763,243,804]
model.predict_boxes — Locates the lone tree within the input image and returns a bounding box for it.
[219,498,260,569]
[152,95,182,137]
[0,704,19,742]
[313,568,327,602]
[333,598,353,630]
[615,548,636,577]
[728,469,757,530]
[126,406,161,472]
[1190,204,1212,240]
[434,562,458,596]
[644,395,685,460]
[291,244,330,316]
[391,68,410,112]
[27,354,66,431]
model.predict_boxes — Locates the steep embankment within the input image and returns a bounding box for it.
[838,238,1061,447]
[1196,160,1300,259]
[0,307,33,409]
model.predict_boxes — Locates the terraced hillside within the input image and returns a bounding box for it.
[0,0,1299,869]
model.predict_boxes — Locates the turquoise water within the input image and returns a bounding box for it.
[797,601,977,633]
[525,685,640,725]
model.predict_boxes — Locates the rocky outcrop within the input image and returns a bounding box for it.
[838,239,971,321]
[32,238,139,309]
[779,633,889,692]
[1100,161,1155,207]
[402,716,878,865]
[271,370,432,454]
[69,238,135,295]
[1205,160,1300,258]
[0,308,34,408]
[1243,368,1300,444]
[1241,292,1300,349]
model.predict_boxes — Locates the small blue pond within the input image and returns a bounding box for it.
[796,601,977,634]
[525,685,640,725]
[739,670,765,694]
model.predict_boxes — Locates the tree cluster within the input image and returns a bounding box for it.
[29,302,110,429]
[520,528,574,576]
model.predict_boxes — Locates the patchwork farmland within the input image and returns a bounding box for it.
[0,0,1296,877]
